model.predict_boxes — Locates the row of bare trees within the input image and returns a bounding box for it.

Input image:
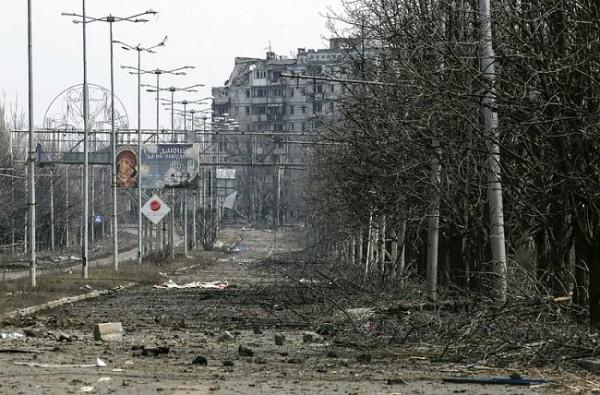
[306,0,600,325]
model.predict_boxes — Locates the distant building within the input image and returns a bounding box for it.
[207,39,359,225]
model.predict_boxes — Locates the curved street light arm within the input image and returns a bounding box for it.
[61,9,157,24]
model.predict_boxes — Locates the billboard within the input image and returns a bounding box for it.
[140,144,199,189]
[116,146,138,188]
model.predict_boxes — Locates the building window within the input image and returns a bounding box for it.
[253,106,267,115]
[289,89,294,98]
[253,88,267,97]
[246,89,250,98]
[245,107,250,115]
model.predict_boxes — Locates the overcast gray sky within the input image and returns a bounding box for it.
[1,0,344,129]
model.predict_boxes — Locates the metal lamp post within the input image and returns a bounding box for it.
[27,0,36,286]
[62,9,157,272]
[60,0,92,278]
[139,66,195,140]
[117,37,167,264]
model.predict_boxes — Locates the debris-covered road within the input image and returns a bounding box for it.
[0,227,595,394]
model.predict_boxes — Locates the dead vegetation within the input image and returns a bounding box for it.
[248,251,600,373]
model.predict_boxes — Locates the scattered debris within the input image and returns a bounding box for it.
[356,353,372,363]
[93,322,123,342]
[153,279,229,289]
[442,377,551,386]
[387,378,407,385]
[238,345,254,357]
[274,333,286,345]
[0,332,24,340]
[218,331,235,343]
[14,361,101,368]
[137,346,170,357]
[302,332,324,344]
[23,326,47,338]
[575,359,600,373]
[192,356,208,366]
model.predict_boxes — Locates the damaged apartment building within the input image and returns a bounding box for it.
[208,38,358,225]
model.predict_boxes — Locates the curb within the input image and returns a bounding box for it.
[1,282,138,320]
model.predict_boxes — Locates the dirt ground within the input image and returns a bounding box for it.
[0,226,598,394]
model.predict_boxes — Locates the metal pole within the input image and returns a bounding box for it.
[191,110,196,250]
[82,0,90,279]
[183,102,188,256]
[137,49,143,264]
[50,169,55,250]
[65,166,70,247]
[109,18,119,271]
[156,73,160,140]
[193,189,196,250]
[170,88,175,258]
[27,0,37,286]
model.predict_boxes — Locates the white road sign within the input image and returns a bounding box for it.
[141,194,170,224]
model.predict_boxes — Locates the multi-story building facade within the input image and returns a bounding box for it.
[208,39,354,225]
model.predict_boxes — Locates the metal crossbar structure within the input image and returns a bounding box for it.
[8,126,317,257]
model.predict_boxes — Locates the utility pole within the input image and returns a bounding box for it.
[27,0,36,286]
[479,0,507,303]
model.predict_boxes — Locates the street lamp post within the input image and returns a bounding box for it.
[117,37,167,264]
[62,8,157,272]
[139,66,194,140]
[27,0,36,286]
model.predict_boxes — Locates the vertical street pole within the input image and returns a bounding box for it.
[170,88,175,259]
[191,110,196,250]
[156,73,160,141]
[82,0,90,279]
[109,18,119,270]
[50,169,55,250]
[183,101,188,256]
[479,0,507,304]
[137,49,143,264]
[27,0,37,286]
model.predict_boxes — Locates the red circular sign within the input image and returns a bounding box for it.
[150,200,161,211]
